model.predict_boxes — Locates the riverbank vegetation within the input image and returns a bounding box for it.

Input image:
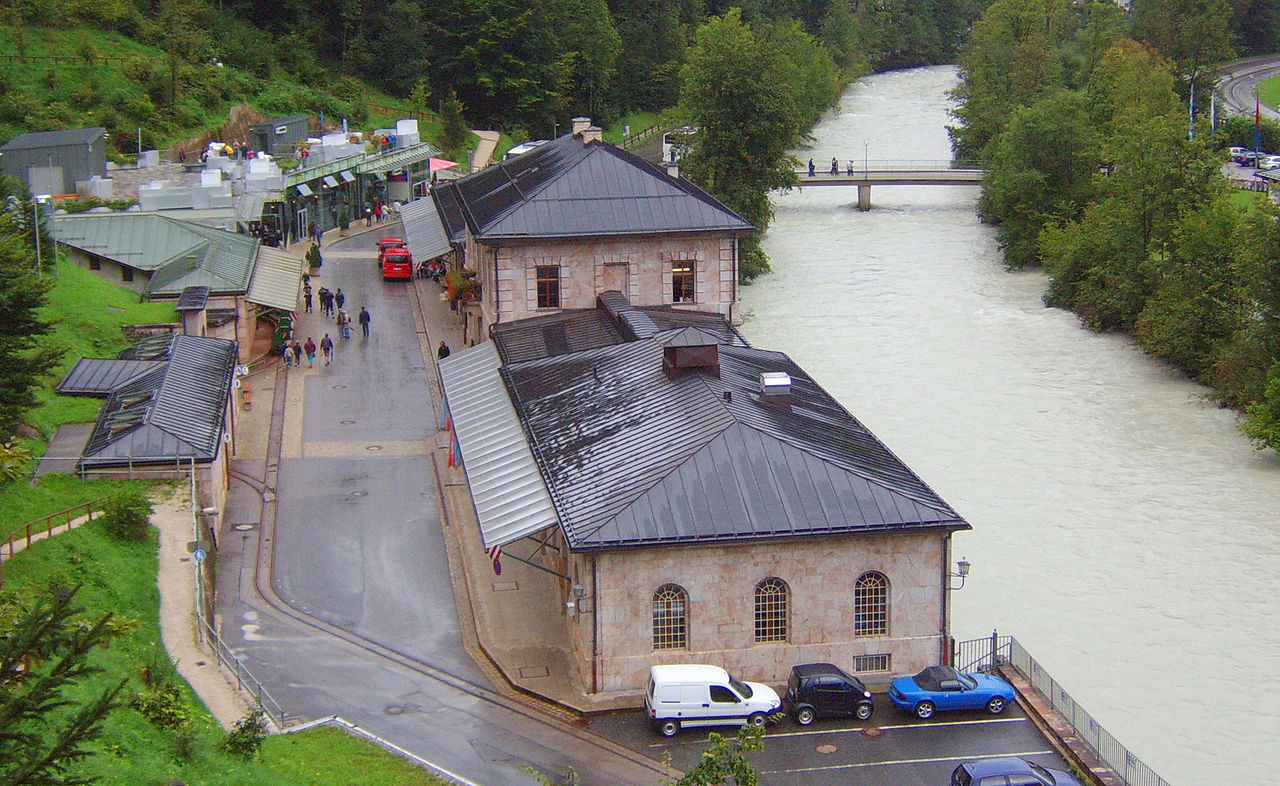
[952,0,1280,452]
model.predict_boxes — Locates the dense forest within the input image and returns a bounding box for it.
[952,0,1280,452]
[0,0,985,142]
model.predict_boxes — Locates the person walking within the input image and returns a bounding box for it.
[303,282,313,313]
[290,340,303,368]
[808,158,815,177]
[303,337,317,367]
[337,308,351,338]
[282,342,293,368]
[358,307,371,338]
[830,157,838,175]
[318,287,332,317]
[334,288,345,310]
[437,340,451,360]
[320,333,334,366]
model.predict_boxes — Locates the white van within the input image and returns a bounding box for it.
[644,664,783,737]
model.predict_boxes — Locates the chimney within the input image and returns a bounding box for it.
[582,125,603,144]
[759,372,792,409]
[572,116,592,135]
[665,162,680,179]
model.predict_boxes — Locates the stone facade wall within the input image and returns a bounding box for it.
[564,531,951,693]
[470,234,739,334]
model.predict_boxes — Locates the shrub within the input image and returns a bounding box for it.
[338,210,350,231]
[222,709,268,759]
[98,490,153,541]
[305,243,322,269]
[0,440,32,483]
[133,683,193,730]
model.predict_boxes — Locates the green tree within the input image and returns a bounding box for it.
[678,9,803,281]
[0,583,127,785]
[670,725,764,786]
[1130,0,1235,81]
[757,20,841,131]
[978,90,1098,268]
[439,92,471,160]
[1241,360,1280,450]
[0,178,57,439]
[551,0,622,118]
[949,0,1075,161]
[611,0,688,111]
[1135,195,1241,375]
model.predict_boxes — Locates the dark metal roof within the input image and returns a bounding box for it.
[434,133,755,241]
[504,338,969,552]
[0,127,104,151]
[79,335,237,467]
[491,294,749,365]
[175,286,210,312]
[429,183,469,244]
[56,358,165,396]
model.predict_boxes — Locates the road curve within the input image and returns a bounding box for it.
[1217,55,1280,119]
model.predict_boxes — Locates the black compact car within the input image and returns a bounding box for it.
[785,663,875,725]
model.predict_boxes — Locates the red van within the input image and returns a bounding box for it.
[381,248,413,280]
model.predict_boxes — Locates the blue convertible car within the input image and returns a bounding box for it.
[889,665,1016,720]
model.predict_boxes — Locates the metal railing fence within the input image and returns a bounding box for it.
[195,612,285,728]
[954,632,1171,786]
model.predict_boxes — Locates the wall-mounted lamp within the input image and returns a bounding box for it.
[948,557,971,591]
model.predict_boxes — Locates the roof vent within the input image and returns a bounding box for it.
[760,372,791,397]
[572,116,592,135]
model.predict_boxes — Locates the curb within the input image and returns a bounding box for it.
[998,664,1124,786]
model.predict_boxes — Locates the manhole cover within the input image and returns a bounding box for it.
[815,744,838,754]
[366,445,383,451]
[384,705,406,715]
[861,727,885,738]
[333,384,347,389]
[233,524,256,531]
[340,419,355,425]
[352,490,368,497]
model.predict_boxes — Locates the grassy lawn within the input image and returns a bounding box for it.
[1,502,448,785]
[1259,74,1280,112]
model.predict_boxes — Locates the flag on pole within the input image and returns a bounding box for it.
[1256,94,1262,157]
[447,430,462,467]
[438,394,450,431]
[489,545,503,575]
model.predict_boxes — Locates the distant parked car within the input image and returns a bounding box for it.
[1229,146,1248,161]
[950,756,1082,786]
[1258,155,1280,170]
[889,665,1015,720]
[785,663,874,725]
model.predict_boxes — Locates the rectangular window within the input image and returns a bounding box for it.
[853,653,891,673]
[536,265,560,309]
[121,267,134,282]
[672,261,695,303]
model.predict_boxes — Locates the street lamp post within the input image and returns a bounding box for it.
[863,141,869,174]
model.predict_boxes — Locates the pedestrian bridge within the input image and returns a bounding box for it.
[793,160,986,210]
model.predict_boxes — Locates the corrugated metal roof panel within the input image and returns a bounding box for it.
[247,245,304,311]
[438,342,559,550]
[504,339,969,551]
[400,198,453,262]
[0,127,104,151]
[56,358,165,396]
[55,213,205,271]
[444,135,754,240]
[80,335,236,467]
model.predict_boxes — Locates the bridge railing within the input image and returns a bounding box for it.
[799,159,981,172]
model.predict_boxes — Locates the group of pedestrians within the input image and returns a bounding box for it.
[807,157,859,177]
[316,287,345,318]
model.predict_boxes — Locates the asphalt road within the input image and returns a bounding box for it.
[1217,55,1280,119]
[217,226,674,786]
[590,694,1075,786]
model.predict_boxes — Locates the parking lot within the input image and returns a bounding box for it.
[589,694,1076,785]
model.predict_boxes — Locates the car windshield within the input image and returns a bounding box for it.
[729,676,753,699]
[958,672,977,689]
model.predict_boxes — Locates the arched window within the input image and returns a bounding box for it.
[754,578,789,642]
[652,584,688,650]
[854,572,889,637]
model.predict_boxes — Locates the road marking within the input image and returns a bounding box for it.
[761,748,1056,774]
[647,715,1028,748]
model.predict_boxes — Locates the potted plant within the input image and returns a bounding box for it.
[338,209,350,235]
[306,243,323,272]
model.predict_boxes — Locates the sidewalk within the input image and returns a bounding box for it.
[411,268,641,717]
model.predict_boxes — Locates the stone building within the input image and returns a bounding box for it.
[427,118,754,345]
[439,294,971,694]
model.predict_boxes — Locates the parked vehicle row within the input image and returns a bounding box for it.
[646,662,1017,737]
[1229,146,1280,169]
[377,236,413,281]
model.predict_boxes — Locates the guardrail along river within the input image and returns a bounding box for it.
[739,65,1280,785]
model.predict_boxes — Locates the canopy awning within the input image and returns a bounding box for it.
[322,175,339,188]
[247,245,304,311]
[400,198,453,262]
[430,158,459,172]
[339,169,356,183]
[295,183,313,197]
[438,342,559,550]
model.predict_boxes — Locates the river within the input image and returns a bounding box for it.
[738,66,1280,785]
